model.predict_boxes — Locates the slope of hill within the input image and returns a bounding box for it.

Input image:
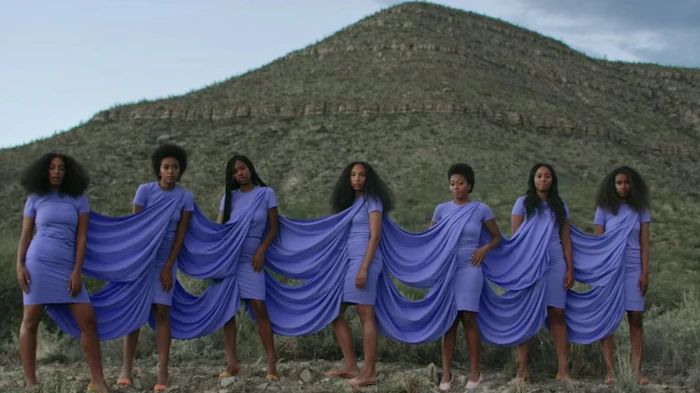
[1,0,698,314]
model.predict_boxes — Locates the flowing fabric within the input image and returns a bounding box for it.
[46,197,183,340]
[44,190,641,346]
[264,203,363,336]
[478,214,554,345]
[375,203,484,343]
[167,191,271,339]
[566,209,640,344]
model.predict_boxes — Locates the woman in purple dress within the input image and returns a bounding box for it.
[511,163,573,383]
[433,164,501,391]
[594,166,650,385]
[325,161,393,389]
[217,154,279,381]
[118,144,194,393]
[16,153,109,392]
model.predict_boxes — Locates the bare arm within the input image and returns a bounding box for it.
[159,209,192,291]
[252,207,280,272]
[511,214,524,235]
[68,213,89,296]
[471,219,502,266]
[356,211,382,288]
[559,219,574,289]
[593,224,605,236]
[132,204,144,214]
[639,222,650,294]
[16,217,35,293]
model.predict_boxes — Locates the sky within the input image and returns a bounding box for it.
[2,0,699,149]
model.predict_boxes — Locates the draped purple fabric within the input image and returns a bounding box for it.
[374,203,482,343]
[46,197,182,340]
[264,203,362,336]
[566,209,639,344]
[478,214,553,345]
[44,191,639,347]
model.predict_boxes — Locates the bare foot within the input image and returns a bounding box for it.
[555,372,572,383]
[638,375,649,385]
[510,370,531,385]
[348,375,378,389]
[604,371,615,385]
[325,368,359,379]
[266,352,278,378]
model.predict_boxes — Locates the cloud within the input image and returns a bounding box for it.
[509,0,700,67]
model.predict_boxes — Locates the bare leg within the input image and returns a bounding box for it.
[222,317,240,375]
[249,300,278,378]
[19,305,43,386]
[515,342,530,382]
[461,312,481,382]
[152,304,171,386]
[440,318,459,385]
[601,336,615,384]
[119,329,140,384]
[348,304,378,387]
[69,303,109,392]
[548,306,571,381]
[627,311,647,384]
[326,304,358,378]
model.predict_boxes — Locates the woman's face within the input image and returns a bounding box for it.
[48,157,65,189]
[449,174,470,201]
[233,160,252,185]
[534,166,553,194]
[615,173,631,199]
[350,164,367,193]
[159,157,181,186]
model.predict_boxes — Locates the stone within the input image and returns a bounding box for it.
[299,368,313,383]
[220,376,237,387]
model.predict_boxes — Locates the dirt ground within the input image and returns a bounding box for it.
[0,359,694,393]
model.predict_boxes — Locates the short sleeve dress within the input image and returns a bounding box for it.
[22,192,91,305]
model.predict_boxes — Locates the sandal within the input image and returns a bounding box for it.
[116,378,132,389]
[153,383,167,392]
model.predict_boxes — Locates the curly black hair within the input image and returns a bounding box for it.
[523,163,566,226]
[151,144,188,180]
[221,154,267,223]
[331,161,394,213]
[448,163,475,193]
[595,166,649,214]
[20,152,89,196]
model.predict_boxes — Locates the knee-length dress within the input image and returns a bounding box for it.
[512,196,569,309]
[344,196,383,305]
[432,200,494,312]
[133,182,194,306]
[22,192,91,305]
[594,204,650,311]
[219,186,277,301]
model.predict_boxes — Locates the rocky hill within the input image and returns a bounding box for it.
[1,1,698,272]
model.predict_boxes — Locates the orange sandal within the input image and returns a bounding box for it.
[116,378,132,389]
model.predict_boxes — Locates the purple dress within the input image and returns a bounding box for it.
[134,182,194,306]
[594,204,650,311]
[22,193,91,305]
[433,201,494,312]
[344,196,383,305]
[219,186,277,300]
[512,196,569,309]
